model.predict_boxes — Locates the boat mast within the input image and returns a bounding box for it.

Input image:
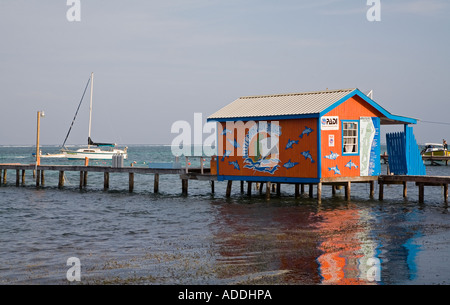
[88,72,94,148]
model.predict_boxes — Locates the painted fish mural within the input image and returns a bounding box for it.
[299,126,314,138]
[243,157,280,175]
[243,164,280,175]
[285,139,299,150]
[324,151,340,160]
[229,160,240,170]
[227,138,241,148]
[221,150,231,162]
[221,129,232,135]
[345,160,358,170]
[301,150,315,163]
[328,165,341,175]
[283,159,299,169]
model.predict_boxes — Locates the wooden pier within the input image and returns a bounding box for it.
[381,152,450,166]
[1,163,449,204]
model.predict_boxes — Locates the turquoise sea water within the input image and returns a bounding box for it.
[0,145,449,284]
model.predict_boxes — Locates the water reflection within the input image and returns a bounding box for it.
[211,200,423,284]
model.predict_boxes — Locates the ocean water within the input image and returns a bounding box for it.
[0,145,449,285]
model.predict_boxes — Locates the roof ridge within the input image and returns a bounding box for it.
[239,88,356,99]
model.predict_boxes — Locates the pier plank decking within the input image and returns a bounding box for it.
[1,163,449,204]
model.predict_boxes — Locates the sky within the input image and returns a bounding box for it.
[0,0,449,146]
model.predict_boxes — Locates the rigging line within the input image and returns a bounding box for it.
[419,120,450,126]
[61,76,91,148]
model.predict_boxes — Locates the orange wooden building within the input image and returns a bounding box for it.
[207,88,420,184]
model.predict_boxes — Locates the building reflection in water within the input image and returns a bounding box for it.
[211,199,422,284]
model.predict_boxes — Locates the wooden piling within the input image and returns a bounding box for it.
[104,172,109,190]
[370,181,375,198]
[16,170,20,187]
[444,184,448,203]
[276,183,281,196]
[83,171,87,187]
[2,169,7,184]
[58,171,64,188]
[154,173,159,193]
[379,182,384,201]
[295,183,300,199]
[226,180,232,198]
[418,183,424,203]
[345,181,351,201]
[240,181,244,194]
[301,184,305,194]
[403,181,407,198]
[129,173,134,192]
[79,171,83,189]
[309,184,313,198]
[265,181,271,200]
[211,180,215,194]
[21,170,25,186]
[247,181,252,197]
[36,170,40,187]
[41,170,45,187]
[182,179,188,195]
[317,182,322,203]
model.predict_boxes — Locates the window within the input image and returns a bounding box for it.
[343,121,358,154]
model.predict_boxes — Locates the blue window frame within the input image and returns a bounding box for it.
[342,120,359,155]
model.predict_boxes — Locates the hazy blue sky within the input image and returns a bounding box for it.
[1,0,449,146]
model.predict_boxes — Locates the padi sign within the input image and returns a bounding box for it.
[321,116,339,130]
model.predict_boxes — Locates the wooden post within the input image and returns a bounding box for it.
[200,158,204,174]
[295,184,300,199]
[403,181,407,198]
[185,156,189,174]
[379,182,384,201]
[276,183,281,196]
[317,182,322,203]
[154,173,159,193]
[41,170,45,187]
[58,171,64,188]
[83,171,88,187]
[36,170,40,187]
[104,172,109,190]
[331,185,336,196]
[301,184,305,194]
[16,170,20,187]
[240,181,244,194]
[129,173,134,192]
[182,179,188,195]
[226,180,232,198]
[370,181,375,198]
[79,171,83,189]
[265,181,271,200]
[444,184,448,203]
[247,181,252,197]
[259,182,264,195]
[211,180,215,194]
[418,183,424,203]
[345,181,351,201]
[21,170,25,186]
[309,184,313,198]
[2,169,7,184]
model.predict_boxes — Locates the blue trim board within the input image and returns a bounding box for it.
[217,175,321,184]
[207,113,319,123]
[317,116,322,179]
[320,89,417,125]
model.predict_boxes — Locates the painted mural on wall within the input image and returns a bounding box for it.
[218,119,318,179]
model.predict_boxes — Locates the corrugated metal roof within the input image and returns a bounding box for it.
[208,88,356,120]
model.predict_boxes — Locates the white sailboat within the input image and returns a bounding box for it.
[62,73,128,160]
